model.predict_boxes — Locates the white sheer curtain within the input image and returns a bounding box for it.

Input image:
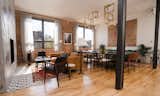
[85,28,94,49]
[54,20,61,51]
[75,26,94,50]
[21,15,34,62]
[75,26,84,51]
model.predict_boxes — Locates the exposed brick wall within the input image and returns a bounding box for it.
[60,20,77,53]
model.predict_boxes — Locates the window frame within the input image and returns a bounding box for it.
[32,18,56,49]
[76,26,95,49]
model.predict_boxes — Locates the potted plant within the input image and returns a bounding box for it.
[99,44,106,54]
[137,44,151,63]
[137,44,151,56]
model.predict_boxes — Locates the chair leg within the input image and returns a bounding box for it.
[105,61,107,69]
[128,62,130,73]
[69,69,71,80]
[134,63,136,71]
[56,74,59,87]
[44,69,46,84]
[36,63,38,68]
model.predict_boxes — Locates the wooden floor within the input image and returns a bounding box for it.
[1,64,160,96]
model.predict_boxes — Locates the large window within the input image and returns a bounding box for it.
[76,26,94,49]
[32,19,58,49]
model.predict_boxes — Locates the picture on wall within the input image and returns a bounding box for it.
[64,33,72,44]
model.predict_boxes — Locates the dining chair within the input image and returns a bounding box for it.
[126,52,140,72]
[101,53,116,69]
[86,53,93,64]
[91,52,101,67]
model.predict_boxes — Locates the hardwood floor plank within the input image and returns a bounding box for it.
[1,64,160,96]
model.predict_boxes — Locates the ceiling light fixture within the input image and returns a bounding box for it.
[104,3,115,25]
[83,10,100,27]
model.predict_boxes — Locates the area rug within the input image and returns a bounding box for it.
[7,66,53,92]
[7,73,41,92]
[7,63,70,92]
[32,69,56,82]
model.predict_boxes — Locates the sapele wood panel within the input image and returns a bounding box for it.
[108,19,137,46]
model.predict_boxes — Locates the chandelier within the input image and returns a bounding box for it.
[82,3,115,26]
[83,10,100,27]
[104,3,115,25]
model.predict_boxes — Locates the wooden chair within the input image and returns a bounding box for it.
[126,52,140,72]
[92,52,101,66]
[86,53,93,64]
[44,54,70,87]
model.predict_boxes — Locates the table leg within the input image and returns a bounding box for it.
[44,62,47,84]
[80,52,83,74]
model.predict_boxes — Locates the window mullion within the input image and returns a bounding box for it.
[42,20,45,49]
[83,27,85,39]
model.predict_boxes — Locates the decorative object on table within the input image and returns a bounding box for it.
[64,33,72,44]
[99,44,106,54]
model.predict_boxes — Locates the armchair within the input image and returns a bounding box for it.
[67,53,81,71]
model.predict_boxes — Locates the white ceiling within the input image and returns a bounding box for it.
[14,0,155,24]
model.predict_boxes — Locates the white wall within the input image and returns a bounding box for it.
[0,0,17,92]
[137,12,160,49]
[95,11,160,50]
[137,12,155,48]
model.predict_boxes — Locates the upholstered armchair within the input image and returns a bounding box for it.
[67,53,81,71]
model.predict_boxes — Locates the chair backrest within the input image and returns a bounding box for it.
[92,52,100,59]
[127,52,140,61]
[105,53,116,59]
[38,51,46,57]
[61,53,68,59]
[54,55,68,73]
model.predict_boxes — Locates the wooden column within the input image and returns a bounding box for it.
[153,0,160,69]
[115,0,127,89]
